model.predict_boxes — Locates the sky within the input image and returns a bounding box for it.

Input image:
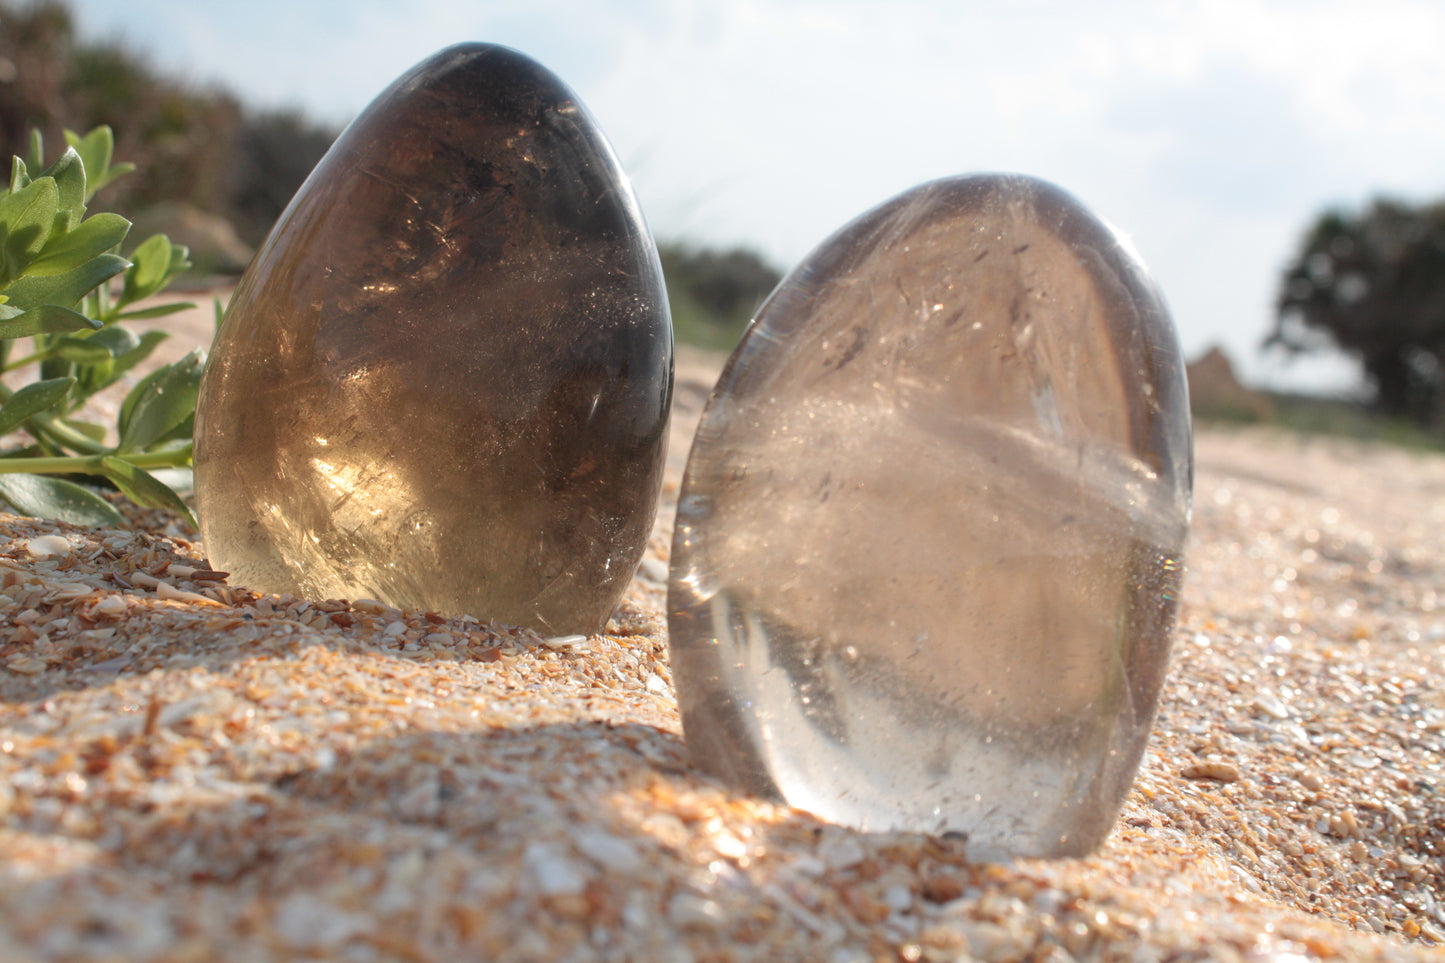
[63,0,1445,393]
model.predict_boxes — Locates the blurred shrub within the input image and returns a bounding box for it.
[0,0,335,256]
[227,108,336,245]
[660,243,781,350]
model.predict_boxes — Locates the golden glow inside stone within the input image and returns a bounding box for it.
[195,45,673,634]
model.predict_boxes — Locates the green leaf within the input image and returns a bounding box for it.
[156,413,194,447]
[64,326,141,398]
[0,304,103,339]
[25,130,44,173]
[75,331,168,403]
[117,349,203,452]
[0,176,59,286]
[54,335,116,364]
[113,239,192,315]
[0,175,59,231]
[168,242,191,275]
[99,456,195,527]
[101,162,135,190]
[26,212,130,277]
[39,355,72,383]
[73,358,112,401]
[110,329,168,377]
[0,377,74,437]
[148,466,193,497]
[2,253,129,310]
[117,366,159,436]
[116,301,195,321]
[119,233,175,305]
[65,128,110,174]
[8,156,30,194]
[64,127,132,200]
[62,418,107,442]
[81,324,139,357]
[0,472,125,528]
[41,148,87,229]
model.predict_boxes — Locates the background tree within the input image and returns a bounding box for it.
[1269,198,1445,427]
[0,0,334,248]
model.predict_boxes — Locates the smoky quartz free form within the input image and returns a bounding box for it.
[668,175,1192,859]
[194,45,672,634]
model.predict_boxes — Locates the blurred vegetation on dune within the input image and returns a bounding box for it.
[0,0,336,261]
[659,245,780,350]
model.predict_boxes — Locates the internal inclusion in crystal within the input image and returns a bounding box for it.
[668,174,1192,858]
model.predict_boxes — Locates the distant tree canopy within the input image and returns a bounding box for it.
[0,0,336,246]
[1269,198,1445,426]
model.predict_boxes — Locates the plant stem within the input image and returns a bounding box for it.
[2,349,50,371]
[0,442,192,476]
[35,416,109,454]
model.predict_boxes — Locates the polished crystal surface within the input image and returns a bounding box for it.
[194,44,672,634]
[668,174,1192,859]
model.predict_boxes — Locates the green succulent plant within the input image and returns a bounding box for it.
[0,125,200,528]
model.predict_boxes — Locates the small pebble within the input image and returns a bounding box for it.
[524,842,586,897]
[25,535,71,557]
[637,555,668,584]
[1181,761,1241,783]
[1253,692,1290,720]
[156,581,221,605]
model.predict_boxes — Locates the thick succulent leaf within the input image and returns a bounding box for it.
[41,148,87,229]
[8,156,29,194]
[117,349,203,452]
[0,377,75,437]
[116,301,195,321]
[54,334,116,365]
[76,323,139,358]
[26,212,130,277]
[99,456,195,527]
[0,304,103,340]
[111,329,169,378]
[65,127,132,200]
[120,234,176,305]
[0,176,59,285]
[2,253,129,310]
[24,130,44,173]
[71,327,147,397]
[0,472,125,527]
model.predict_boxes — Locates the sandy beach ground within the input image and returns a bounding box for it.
[0,297,1442,961]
